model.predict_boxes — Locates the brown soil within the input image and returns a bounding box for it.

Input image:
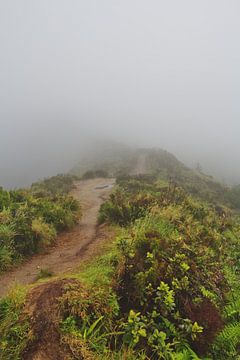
[22,279,78,360]
[130,153,148,175]
[21,223,116,360]
[0,178,115,298]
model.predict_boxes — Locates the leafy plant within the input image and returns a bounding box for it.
[0,286,30,360]
[0,180,81,270]
[36,267,54,280]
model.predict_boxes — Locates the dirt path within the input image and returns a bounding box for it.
[0,178,115,298]
[130,152,149,175]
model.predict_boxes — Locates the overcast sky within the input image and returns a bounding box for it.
[0,1,240,187]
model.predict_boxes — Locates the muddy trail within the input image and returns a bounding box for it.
[0,178,115,298]
[130,152,149,175]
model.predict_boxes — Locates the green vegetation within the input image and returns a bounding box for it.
[31,173,79,196]
[82,169,109,179]
[0,286,30,360]
[36,267,54,280]
[1,149,240,359]
[74,146,240,210]
[40,175,239,359]
[71,143,139,178]
[0,175,80,272]
[144,149,237,209]
[1,177,240,357]
[226,184,240,209]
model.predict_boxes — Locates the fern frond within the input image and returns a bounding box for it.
[213,321,240,357]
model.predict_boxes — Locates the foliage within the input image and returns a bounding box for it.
[71,143,139,178]
[226,184,240,210]
[31,173,79,196]
[0,180,81,272]
[97,176,240,358]
[82,169,109,179]
[98,187,156,226]
[146,149,232,208]
[60,281,119,357]
[0,286,30,360]
[2,158,240,358]
[210,242,240,359]
[36,267,54,280]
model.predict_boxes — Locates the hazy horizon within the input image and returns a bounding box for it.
[1,1,240,188]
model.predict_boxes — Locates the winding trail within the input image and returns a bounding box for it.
[0,178,115,298]
[130,152,149,175]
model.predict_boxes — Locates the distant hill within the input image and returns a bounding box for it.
[72,144,239,210]
[71,142,139,178]
[145,148,232,208]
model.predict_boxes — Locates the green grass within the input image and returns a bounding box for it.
[0,285,30,360]
[0,183,81,272]
[1,153,240,359]
[36,267,54,280]
[72,239,119,288]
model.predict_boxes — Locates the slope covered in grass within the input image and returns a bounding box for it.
[72,145,240,210]
[71,143,139,178]
[144,149,235,209]
[1,174,240,359]
[1,148,240,359]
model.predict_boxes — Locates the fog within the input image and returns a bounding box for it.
[0,1,240,188]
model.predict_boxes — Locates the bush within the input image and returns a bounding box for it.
[31,174,79,196]
[31,218,56,250]
[36,268,54,280]
[0,286,29,359]
[97,177,239,358]
[0,184,81,269]
[0,246,15,272]
[82,169,109,180]
[98,188,156,226]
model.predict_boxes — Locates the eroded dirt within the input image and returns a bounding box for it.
[0,178,115,298]
[130,153,149,175]
[22,279,78,360]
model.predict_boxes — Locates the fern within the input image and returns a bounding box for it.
[172,347,202,360]
[212,321,240,358]
[225,297,240,320]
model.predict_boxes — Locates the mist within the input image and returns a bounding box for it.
[0,1,240,188]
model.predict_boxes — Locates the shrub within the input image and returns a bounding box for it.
[0,181,81,268]
[98,188,155,226]
[101,177,238,357]
[36,268,54,280]
[82,169,108,179]
[0,286,29,359]
[0,246,15,272]
[31,218,56,250]
[31,174,79,196]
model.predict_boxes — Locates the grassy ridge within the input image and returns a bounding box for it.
[1,149,240,359]
[3,176,236,359]
[144,149,239,209]
[93,176,240,358]
[73,146,240,210]
[71,143,139,178]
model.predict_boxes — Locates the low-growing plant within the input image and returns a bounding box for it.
[0,285,30,360]
[0,180,81,269]
[36,267,54,280]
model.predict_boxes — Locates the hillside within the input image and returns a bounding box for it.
[0,148,240,359]
[144,148,232,208]
[71,142,139,178]
[72,145,238,210]
[0,177,115,297]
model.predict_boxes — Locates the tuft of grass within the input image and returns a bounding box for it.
[0,285,30,360]
[77,247,118,287]
[36,267,54,280]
